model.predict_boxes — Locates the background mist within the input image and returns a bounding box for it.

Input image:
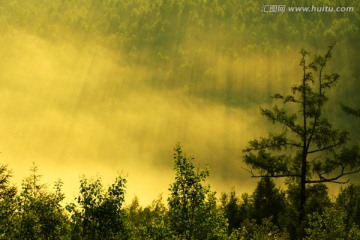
[0,0,359,204]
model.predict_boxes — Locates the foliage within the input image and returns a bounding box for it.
[287,183,331,215]
[0,164,17,239]
[0,0,358,235]
[0,150,360,239]
[284,183,332,238]
[67,174,128,240]
[243,46,360,236]
[336,184,360,230]
[127,195,172,240]
[12,163,70,240]
[229,218,289,240]
[252,178,286,226]
[221,190,243,233]
[305,207,360,240]
[0,0,359,109]
[168,143,228,239]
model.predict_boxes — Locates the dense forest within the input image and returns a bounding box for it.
[1,142,360,239]
[1,0,360,239]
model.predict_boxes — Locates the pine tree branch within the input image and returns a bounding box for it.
[306,178,349,184]
[286,141,303,148]
[245,137,302,151]
[341,104,360,118]
[242,167,301,178]
[307,142,343,154]
[308,165,360,184]
[250,173,302,178]
[261,107,303,136]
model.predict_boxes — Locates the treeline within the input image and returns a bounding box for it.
[1,0,359,50]
[1,145,360,239]
[1,0,359,108]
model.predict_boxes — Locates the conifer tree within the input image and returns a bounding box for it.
[243,46,360,236]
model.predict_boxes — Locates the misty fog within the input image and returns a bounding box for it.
[0,0,359,204]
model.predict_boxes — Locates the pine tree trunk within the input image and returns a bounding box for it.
[299,52,307,239]
[299,151,307,238]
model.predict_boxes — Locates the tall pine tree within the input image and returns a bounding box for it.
[243,46,360,237]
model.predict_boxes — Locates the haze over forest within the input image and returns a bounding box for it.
[0,0,359,205]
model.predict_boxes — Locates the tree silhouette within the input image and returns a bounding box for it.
[252,178,286,226]
[220,190,242,233]
[243,46,360,236]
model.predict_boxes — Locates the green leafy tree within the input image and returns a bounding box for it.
[67,174,128,240]
[168,143,228,240]
[305,207,360,240]
[230,217,289,240]
[0,164,17,239]
[127,195,172,240]
[243,46,360,235]
[13,163,69,239]
[336,184,360,230]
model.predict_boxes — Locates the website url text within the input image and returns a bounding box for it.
[262,5,354,13]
